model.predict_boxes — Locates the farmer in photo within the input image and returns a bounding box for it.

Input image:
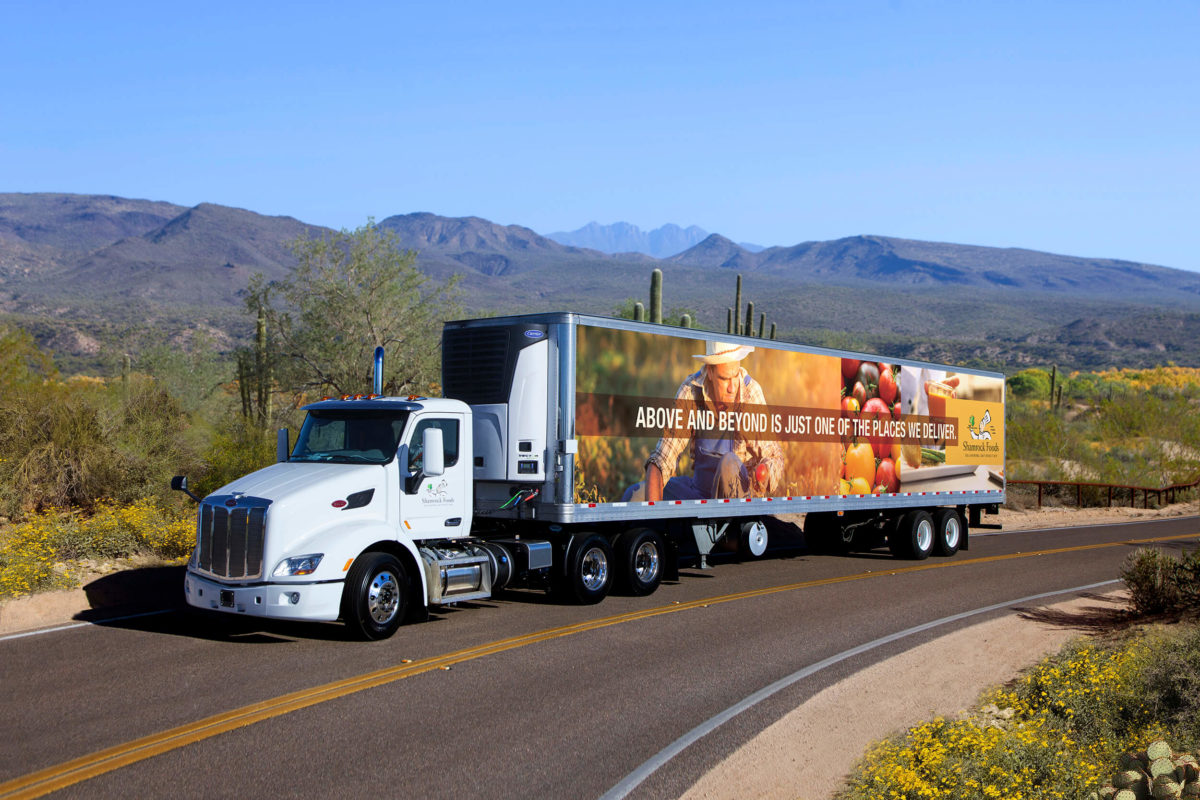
[624,340,785,502]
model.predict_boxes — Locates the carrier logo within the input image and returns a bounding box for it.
[968,409,997,440]
[421,479,454,506]
[523,329,545,339]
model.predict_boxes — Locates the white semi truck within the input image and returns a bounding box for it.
[176,313,1006,639]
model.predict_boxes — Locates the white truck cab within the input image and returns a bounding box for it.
[182,395,497,639]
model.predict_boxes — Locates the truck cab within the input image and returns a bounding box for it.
[183,396,481,639]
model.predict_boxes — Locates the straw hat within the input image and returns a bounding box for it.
[693,341,755,365]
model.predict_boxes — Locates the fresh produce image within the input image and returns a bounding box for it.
[839,358,903,495]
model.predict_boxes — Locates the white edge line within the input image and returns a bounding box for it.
[599,578,1120,800]
[0,609,172,643]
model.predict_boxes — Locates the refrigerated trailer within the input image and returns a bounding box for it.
[177,312,1005,639]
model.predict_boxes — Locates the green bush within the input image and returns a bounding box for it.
[1122,548,1200,617]
[0,376,202,518]
[1007,368,1052,399]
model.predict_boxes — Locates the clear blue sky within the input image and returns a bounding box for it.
[2,2,1197,269]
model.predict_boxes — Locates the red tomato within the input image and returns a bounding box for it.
[875,457,898,493]
[754,462,769,485]
[852,381,867,407]
[892,400,902,420]
[855,363,880,398]
[862,397,893,459]
[878,365,897,404]
[841,396,860,416]
[841,358,860,382]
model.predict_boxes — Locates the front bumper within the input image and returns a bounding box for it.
[185,570,344,622]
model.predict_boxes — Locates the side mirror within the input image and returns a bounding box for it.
[276,428,290,462]
[423,427,444,477]
[171,475,202,504]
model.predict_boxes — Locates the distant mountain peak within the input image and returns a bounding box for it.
[546,221,714,258]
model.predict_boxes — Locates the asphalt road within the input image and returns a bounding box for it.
[3,516,1198,800]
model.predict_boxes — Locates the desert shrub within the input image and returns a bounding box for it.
[1121,547,1200,616]
[1124,548,1185,616]
[1135,627,1200,753]
[0,375,202,518]
[0,499,194,598]
[195,417,278,496]
[1007,368,1052,399]
[838,634,1164,800]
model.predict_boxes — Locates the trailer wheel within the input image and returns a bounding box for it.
[932,509,963,556]
[739,520,769,558]
[560,534,613,605]
[616,528,664,596]
[343,552,409,641]
[889,510,934,560]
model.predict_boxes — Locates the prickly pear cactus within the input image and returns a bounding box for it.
[1102,743,1200,800]
[1149,741,1175,761]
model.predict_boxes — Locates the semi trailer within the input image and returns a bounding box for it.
[176,312,1006,639]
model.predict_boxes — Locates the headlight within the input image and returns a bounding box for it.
[273,554,324,577]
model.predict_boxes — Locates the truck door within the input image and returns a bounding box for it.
[402,415,467,539]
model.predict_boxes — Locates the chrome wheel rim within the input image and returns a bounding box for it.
[580,547,609,592]
[368,570,400,624]
[916,519,934,553]
[746,522,768,556]
[943,516,961,549]
[633,541,660,583]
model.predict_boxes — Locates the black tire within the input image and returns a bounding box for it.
[616,528,664,596]
[738,520,769,558]
[889,510,934,560]
[342,552,409,641]
[559,534,613,605]
[932,509,963,556]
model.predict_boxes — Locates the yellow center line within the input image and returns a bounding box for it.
[3,529,1196,799]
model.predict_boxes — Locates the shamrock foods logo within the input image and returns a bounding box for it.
[968,409,996,440]
[421,479,453,505]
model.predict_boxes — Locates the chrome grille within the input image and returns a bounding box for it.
[197,499,267,579]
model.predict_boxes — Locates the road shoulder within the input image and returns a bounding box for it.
[681,590,1126,800]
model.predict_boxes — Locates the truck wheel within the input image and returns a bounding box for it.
[932,509,963,556]
[343,552,409,641]
[560,534,613,605]
[739,520,769,558]
[616,528,664,596]
[889,510,934,560]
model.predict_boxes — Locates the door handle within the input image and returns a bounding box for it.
[444,518,461,527]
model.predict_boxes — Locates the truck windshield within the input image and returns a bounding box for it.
[290,411,410,465]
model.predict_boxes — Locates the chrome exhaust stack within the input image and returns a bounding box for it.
[373,346,384,395]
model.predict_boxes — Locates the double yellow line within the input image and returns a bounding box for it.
[3,530,1196,799]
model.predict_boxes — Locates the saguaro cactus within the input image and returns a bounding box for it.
[121,353,131,402]
[634,302,645,322]
[744,302,754,336]
[680,313,691,329]
[649,268,663,324]
[255,305,271,427]
[734,274,743,335]
[726,307,733,334]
